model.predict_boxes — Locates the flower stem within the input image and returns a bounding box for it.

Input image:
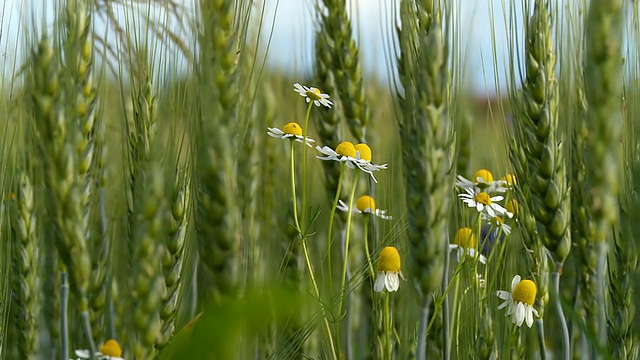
[327,164,346,294]
[552,262,570,360]
[301,238,338,360]
[383,291,392,358]
[537,319,547,360]
[300,101,314,230]
[292,137,337,359]
[363,215,375,278]
[61,272,69,360]
[338,171,360,317]
[81,310,97,358]
[289,141,301,232]
[416,296,432,360]
[442,233,451,360]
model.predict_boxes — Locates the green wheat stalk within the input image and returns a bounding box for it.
[194,0,243,303]
[608,3,640,358]
[584,0,624,354]
[10,171,40,358]
[395,1,453,358]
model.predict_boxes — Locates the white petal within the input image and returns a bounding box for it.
[478,254,487,264]
[485,205,495,217]
[336,200,349,212]
[511,275,521,292]
[375,209,392,220]
[514,302,526,326]
[476,203,484,212]
[525,306,535,328]
[497,299,510,310]
[374,273,386,292]
[75,350,91,359]
[490,195,504,202]
[386,272,400,292]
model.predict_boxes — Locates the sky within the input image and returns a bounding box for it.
[0,0,519,96]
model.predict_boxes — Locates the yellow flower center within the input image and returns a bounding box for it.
[354,143,372,161]
[306,87,322,100]
[506,199,519,215]
[377,246,401,272]
[501,173,517,186]
[335,141,356,158]
[356,195,376,212]
[490,216,503,227]
[512,279,537,306]
[453,227,475,248]
[99,339,123,357]
[474,169,494,183]
[282,122,303,136]
[474,192,492,205]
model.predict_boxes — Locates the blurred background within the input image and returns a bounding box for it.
[1,0,520,96]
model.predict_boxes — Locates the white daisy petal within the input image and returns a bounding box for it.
[525,306,535,327]
[511,275,521,291]
[386,272,400,292]
[515,302,526,326]
[374,272,386,292]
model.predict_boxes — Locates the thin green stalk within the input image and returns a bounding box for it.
[300,101,313,230]
[442,234,451,360]
[289,141,301,232]
[290,135,337,359]
[300,239,338,360]
[383,291,392,359]
[61,272,69,360]
[81,311,97,359]
[363,215,374,278]
[537,319,546,360]
[552,263,570,360]
[417,296,433,360]
[338,171,360,317]
[326,164,346,293]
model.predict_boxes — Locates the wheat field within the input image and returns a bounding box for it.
[0,0,638,359]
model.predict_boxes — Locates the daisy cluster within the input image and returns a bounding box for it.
[451,169,517,264]
[453,169,540,327]
[267,83,401,293]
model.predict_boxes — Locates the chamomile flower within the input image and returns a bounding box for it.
[497,275,539,328]
[501,173,517,187]
[316,142,387,183]
[482,214,512,237]
[336,195,392,220]
[267,122,316,147]
[458,187,513,218]
[449,227,487,264]
[505,198,519,217]
[293,83,333,108]
[374,246,404,292]
[73,339,124,360]
[352,143,388,180]
[456,168,509,193]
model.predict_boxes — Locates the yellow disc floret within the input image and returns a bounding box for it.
[306,87,322,100]
[377,246,401,272]
[99,339,123,357]
[501,173,517,186]
[354,143,372,161]
[356,195,376,212]
[453,227,476,248]
[490,216,504,227]
[335,141,357,158]
[506,199,519,215]
[283,122,303,136]
[512,279,537,306]
[474,169,494,182]
[474,192,492,205]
